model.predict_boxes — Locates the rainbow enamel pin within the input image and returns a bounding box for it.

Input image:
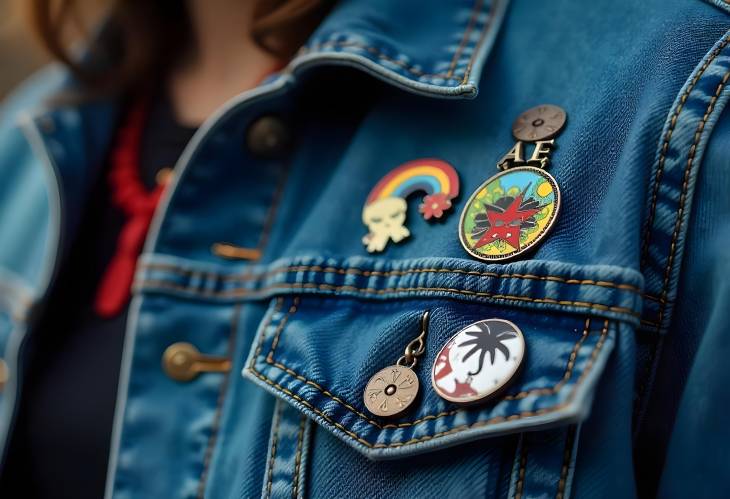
[362,159,460,253]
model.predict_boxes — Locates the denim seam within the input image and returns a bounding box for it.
[639,32,730,331]
[248,318,610,447]
[655,68,730,327]
[265,402,284,499]
[137,280,643,320]
[460,0,501,85]
[643,294,662,303]
[196,303,241,499]
[139,263,644,295]
[298,41,460,80]
[253,297,285,367]
[291,415,307,499]
[640,33,730,266]
[640,34,729,264]
[514,437,527,499]
[447,0,486,78]
[705,0,730,15]
[267,297,300,363]
[263,307,593,429]
[640,318,661,329]
[263,357,382,428]
[556,426,578,499]
[642,66,730,330]
[296,0,494,83]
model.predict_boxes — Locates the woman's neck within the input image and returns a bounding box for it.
[169,0,282,126]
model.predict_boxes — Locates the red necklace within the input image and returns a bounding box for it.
[94,63,284,318]
[94,100,167,318]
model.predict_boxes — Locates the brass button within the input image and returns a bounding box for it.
[155,167,174,186]
[162,342,231,382]
[0,359,7,392]
[245,115,291,158]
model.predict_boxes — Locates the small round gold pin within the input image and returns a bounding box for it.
[363,365,420,418]
[363,311,429,418]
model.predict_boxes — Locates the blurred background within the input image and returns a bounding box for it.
[0,0,48,98]
[0,0,105,98]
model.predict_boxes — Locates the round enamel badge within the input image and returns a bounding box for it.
[431,319,525,405]
[459,166,560,262]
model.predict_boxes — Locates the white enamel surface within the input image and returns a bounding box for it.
[432,319,525,404]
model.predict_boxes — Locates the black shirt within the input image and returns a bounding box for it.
[0,95,196,499]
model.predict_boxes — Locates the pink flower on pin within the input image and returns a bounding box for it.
[419,192,452,220]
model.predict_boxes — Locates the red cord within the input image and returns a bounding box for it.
[94,100,164,318]
[94,63,285,318]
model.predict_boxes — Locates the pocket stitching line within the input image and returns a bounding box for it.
[250,299,609,447]
[267,297,300,363]
[252,297,285,368]
[263,306,593,428]
[248,316,607,449]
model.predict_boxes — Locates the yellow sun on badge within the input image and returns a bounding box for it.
[536,180,552,198]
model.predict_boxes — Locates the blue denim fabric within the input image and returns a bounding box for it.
[1,0,730,497]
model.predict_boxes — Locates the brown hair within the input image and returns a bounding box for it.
[25,0,331,96]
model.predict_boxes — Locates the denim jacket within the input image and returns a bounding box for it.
[2,0,730,497]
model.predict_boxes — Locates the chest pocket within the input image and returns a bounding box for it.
[224,254,642,497]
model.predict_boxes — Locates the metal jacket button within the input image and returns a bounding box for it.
[245,115,291,158]
[162,342,231,382]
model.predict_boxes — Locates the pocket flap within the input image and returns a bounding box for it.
[243,293,620,460]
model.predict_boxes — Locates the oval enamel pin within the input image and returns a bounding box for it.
[431,319,525,405]
[459,105,566,262]
[459,167,561,261]
[362,159,459,253]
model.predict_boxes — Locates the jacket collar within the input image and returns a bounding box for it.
[289,0,508,98]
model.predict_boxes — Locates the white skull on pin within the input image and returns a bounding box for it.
[361,197,410,253]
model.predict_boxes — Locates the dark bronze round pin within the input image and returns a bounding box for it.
[512,104,566,142]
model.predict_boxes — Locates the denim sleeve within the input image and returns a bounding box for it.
[658,99,730,498]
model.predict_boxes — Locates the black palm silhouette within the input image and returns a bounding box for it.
[458,322,517,376]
